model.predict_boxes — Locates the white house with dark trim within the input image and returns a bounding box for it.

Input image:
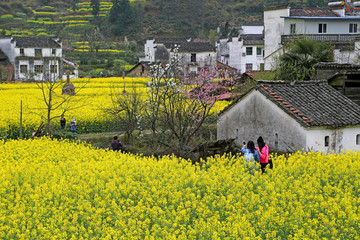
[216,24,264,73]
[217,81,360,153]
[264,1,360,70]
[0,37,62,81]
[141,38,216,73]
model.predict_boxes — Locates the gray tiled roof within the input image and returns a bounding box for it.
[155,38,215,53]
[219,81,360,128]
[290,7,339,17]
[257,81,360,127]
[12,37,61,48]
[242,34,264,45]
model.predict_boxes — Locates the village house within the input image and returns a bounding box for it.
[217,81,360,153]
[140,38,216,73]
[264,1,360,70]
[216,24,264,73]
[0,36,62,81]
[315,62,360,105]
[127,61,152,77]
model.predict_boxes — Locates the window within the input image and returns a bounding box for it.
[318,23,327,33]
[35,65,43,73]
[20,65,27,73]
[191,53,196,63]
[50,65,57,73]
[246,47,253,55]
[246,63,253,71]
[356,134,360,145]
[20,48,24,55]
[275,133,279,149]
[35,49,42,57]
[349,23,358,33]
[52,49,56,55]
[325,136,330,147]
[256,47,262,56]
[290,23,296,34]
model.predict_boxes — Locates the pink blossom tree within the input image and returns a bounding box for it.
[145,48,239,151]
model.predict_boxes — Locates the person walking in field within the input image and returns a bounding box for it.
[256,136,269,174]
[111,136,123,151]
[60,114,66,131]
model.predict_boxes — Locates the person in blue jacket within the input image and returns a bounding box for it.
[70,119,77,133]
[241,140,260,174]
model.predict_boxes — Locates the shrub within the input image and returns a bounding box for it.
[0,14,14,21]
[15,12,27,18]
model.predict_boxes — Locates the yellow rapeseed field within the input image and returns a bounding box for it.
[0,137,359,239]
[0,77,230,138]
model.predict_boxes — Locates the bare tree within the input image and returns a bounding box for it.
[106,83,145,142]
[31,60,89,135]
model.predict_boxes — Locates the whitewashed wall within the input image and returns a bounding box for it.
[240,45,264,73]
[264,7,288,70]
[143,39,156,62]
[283,19,360,35]
[228,37,242,71]
[306,126,360,153]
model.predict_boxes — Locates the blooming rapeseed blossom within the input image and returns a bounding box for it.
[0,77,230,137]
[0,138,359,238]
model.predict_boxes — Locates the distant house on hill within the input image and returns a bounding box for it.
[315,62,360,105]
[0,36,62,81]
[216,24,264,73]
[217,81,360,153]
[140,38,216,73]
[128,61,152,77]
[264,2,360,70]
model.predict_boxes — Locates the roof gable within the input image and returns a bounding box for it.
[219,81,360,128]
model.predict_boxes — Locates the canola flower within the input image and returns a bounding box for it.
[0,77,230,138]
[0,137,359,239]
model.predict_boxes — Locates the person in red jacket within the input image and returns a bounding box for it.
[256,136,269,174]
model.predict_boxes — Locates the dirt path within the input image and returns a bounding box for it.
[79,130,152,140]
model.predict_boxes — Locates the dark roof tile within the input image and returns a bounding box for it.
[257,81,360,127]
[155,38,215,52]
[12,37,61,48]
[290,7,339,17]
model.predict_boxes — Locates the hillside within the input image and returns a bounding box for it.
[0,0,329,40]
[0,0,329,76]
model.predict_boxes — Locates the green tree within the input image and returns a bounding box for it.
[91,0,100,18]
[277,39,334,81]
[109,0,137,36]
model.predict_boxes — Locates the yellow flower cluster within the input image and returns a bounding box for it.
[0,137,359,239]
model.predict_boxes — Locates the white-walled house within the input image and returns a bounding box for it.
[216,25,264,73]
[264,2,360,70]
[0,37,62,81]
[141,38,216,73]
[217,81,360,153]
